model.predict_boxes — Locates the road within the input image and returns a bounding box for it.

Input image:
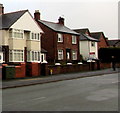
[2,73,119,111]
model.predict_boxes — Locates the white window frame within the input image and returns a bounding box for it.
[9,29,24,39]
[9,50,24,62]
[58,33,63,42]
[89,52,96,59]
[0,52,3,63]
[58,50,63,60]
[72,35,77,44]
[72,50,77,60]
[91,42,95,47]
[27,51,40,62]
[30,32,40,41]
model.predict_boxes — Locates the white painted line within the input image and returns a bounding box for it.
[30,97,46,101]
[112,81,118,84]
[5,97,46,106]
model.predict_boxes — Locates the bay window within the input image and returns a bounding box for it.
[30,32,40,41]
[27,51,40,62]
[9,29,24,39]
[9,50,24,62]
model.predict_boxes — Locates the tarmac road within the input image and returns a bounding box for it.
[2,73,119,111]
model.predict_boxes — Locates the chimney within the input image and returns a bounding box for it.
[0,4,4,15]
[34,10,40,20]
[58,17,64,25]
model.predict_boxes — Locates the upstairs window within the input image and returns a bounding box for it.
[9,29,24,39]
[91,42,95,47]
[58,33,63,42]
[31,32,40,41]
[58,50,63,60]
[72,35,77,44]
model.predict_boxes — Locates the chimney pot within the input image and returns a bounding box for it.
[34,10,40,20]
[58,17,64,25]
[0,4,4,15]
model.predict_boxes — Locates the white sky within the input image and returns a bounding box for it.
[0,0,119,39]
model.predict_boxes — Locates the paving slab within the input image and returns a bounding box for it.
[2,68,120,89]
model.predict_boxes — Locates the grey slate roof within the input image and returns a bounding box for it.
[108,40,120,46]
[80,33,99,42]
[74,28,89,34]
[38,20,79,35]
[0,10,27,29]
[41,48,47,53]
[90,32,103,40]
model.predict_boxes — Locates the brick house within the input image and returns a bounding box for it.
[74,28,91,36]
[90,32,108,49]
[74,29,99,61]
[107,39,120,47]
[34,10,80,65]
[0,5,44,77]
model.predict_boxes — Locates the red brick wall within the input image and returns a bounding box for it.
[37,22,56,63]
[100,62,111,69]
[57,34,80,61]
[15,63,26,78]
[0,66,2,79]
[94,62,111,70]
[98,35,108,49]
[47,64,89,75]
[37,21,80,64]
[26,63,41,77]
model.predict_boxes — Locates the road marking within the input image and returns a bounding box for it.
[112,81,119,84]
[4,97,46,106]
[30,97,46,101]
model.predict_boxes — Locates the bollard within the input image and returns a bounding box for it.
[50,69,53,75]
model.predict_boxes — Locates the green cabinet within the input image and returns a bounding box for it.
[3,66,15,79]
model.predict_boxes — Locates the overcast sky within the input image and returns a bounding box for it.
[0,0,119,39]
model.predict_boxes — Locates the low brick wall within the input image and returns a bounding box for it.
[26,63,41,77]
[100,63,111,69]
[15,63,26,78]
[46,64,89,75]
[0,65,2,79]
[116,63,120,68]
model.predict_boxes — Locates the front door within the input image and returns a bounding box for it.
[67,52,70,60]
[66,49,71,60]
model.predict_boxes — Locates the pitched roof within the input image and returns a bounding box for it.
[80,33,99,42]
[90,32,104,40]
[108,39,120,46]
[0,10,28,29]
[41,48,47,53]
[38,20,79,35]
[74,28,89,34]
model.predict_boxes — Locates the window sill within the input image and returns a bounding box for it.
[27,39,40,42]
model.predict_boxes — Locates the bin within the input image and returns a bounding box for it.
[2,65,15,79]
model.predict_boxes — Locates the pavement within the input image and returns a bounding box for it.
[2,68,120,89]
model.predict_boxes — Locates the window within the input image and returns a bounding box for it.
[72,50,77,60]
[89,52,95,59]
[91,42,95,47]
[9,29,24,39]
[72,35,77,44]
[58,33,63,42]
[9,50,24,62]
[58,50,63,60]
[41,53,46,63]
[27,51,40,62]
[31,32,40,41]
